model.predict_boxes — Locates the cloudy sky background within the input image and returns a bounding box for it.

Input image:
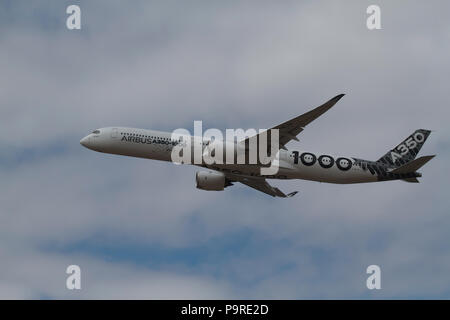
[0,0,449,298]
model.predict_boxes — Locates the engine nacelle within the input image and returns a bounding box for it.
[196,171,226,191]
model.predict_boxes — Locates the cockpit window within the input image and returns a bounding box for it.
[92,130,100,134]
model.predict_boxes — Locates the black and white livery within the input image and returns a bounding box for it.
[80,94,435,198]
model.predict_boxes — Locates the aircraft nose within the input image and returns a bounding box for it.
[80,136,90,147]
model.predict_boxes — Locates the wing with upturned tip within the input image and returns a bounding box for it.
[241,94,345,150]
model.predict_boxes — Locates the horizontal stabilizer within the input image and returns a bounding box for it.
[390,155,435,174]
[402,177,420,183]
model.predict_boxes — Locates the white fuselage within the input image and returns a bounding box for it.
[80,127,378,184]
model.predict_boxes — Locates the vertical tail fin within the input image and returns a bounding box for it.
[377,129,432,167]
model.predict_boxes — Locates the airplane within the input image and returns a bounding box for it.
[80,94,435,198]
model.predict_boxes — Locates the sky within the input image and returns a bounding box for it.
[0,0,449,299]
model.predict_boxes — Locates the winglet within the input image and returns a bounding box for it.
[333,93,346,102]
[286,191,299,198]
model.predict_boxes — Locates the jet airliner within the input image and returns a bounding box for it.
[80,94,435,197]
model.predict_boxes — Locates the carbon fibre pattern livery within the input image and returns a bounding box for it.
[377,129,432,168]
[353,158,421,182]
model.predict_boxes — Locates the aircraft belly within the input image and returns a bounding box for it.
[107,140,172,161]
[208,164,273,178]
[287,164,377,184]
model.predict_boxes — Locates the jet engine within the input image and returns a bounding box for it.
[195,171,232,191]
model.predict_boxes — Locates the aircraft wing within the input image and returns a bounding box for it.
[241,94,345,150]
[227,174,298,198]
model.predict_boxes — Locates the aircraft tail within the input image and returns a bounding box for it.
[377,129,432,167]
[389,155,435,183]
[390,155,435,174]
